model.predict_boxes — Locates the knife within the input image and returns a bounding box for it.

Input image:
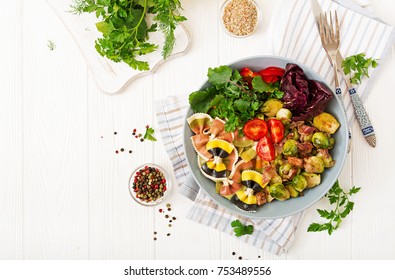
[310,0,376,148]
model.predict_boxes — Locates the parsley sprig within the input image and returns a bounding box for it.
[189,66,279,133]
[231,220,254,237]
[308,180,361,235]
[143,126,157,141]
[70,0,186,71]
[342,53,378,85]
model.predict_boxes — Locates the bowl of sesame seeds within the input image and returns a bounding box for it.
[129,163,171,206]
[220,0,261,38]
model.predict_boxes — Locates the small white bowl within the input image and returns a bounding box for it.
[220,0,261,38]
[128,163,171,206]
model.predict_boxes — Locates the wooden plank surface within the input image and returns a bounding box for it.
[1,0,394,260]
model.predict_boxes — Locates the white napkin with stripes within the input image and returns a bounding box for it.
[272,0,394,126]
[155,0,394,256]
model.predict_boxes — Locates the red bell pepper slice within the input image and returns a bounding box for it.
[258,66,285,84]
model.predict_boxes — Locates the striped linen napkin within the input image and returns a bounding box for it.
[155,0,394,256]
[271,0,394,125]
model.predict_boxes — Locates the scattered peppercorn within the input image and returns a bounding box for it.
[154,231,157,235]
[114,132,117,135]
[120,148,124,152]
[165,214,169,219]
[159,209,163,213]
[232,252,236,256]
[129,150,133,154]
[168,224,172,227]
[172,217,176,220]
[140,139,144,142]
[167,208,171,211]
[238,256,242,260]
[166,203,171,208]
[167,233,170,236]
[154,237,157,241]
[169,220,172,223]
[115,150,119,154]
[258,256,261,258]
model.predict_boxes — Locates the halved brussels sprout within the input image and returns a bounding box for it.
[316,149,335,168]
[286,185,300,198]
[304,156,325,173]
[313,112,340,134]
[292,174,308,192]
[268,183,290,201]
[312,132,331,149]
[283,139,298,157]
[260,99,283,117]
[276,108,292,124]
[301,172,321,188]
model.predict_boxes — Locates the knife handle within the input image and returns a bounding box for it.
[336,87,352,152]
[347,87,375,137]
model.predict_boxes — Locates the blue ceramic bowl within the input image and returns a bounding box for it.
[183,55,348,219]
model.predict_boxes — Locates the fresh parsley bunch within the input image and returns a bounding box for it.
[71,0,186,71]
[189,66,279,132]
[308,180,361,235]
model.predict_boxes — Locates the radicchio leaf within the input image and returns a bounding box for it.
[280,63,333,121]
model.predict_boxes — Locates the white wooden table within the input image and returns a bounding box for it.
[1,0,394,260]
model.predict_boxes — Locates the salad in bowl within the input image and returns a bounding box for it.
[183,56,348,219]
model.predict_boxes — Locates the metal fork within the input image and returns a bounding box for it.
[318,12,352,152]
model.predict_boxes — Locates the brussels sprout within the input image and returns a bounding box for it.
[328,138,335,149]
[274,155,284,167]
[303,156,325,173]
[316,149,335,168]
[278,162,299,180]
[301,172,321,188]
[312,132,331,149]
[286,185,300,198]
[270,174,283,185]
[283,139,298,156]
[278,163,292,178]
[291,174,308,192]
[260,99,283,117]
[268,183,290,201]
[276,108,292,124]
[313,112,340,134]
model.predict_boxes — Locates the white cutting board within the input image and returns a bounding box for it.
[45,0,191,94]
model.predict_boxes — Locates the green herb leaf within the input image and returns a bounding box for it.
[208,66,233,89]
[47,40,56,51]
[231,220,254,237]
[189,87,218,113]
[308,180,361,235]
[342,53,378,85]
[143,127,157,141]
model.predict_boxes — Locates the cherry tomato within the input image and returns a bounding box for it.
[267,119,285,143]
[243,119,268,141]
[256,136,275,161]
[258,66,285,84]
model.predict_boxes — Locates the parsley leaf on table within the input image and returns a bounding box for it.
[308,180,361,235]
[342,53,378,85]
[143,127,157,141]
[231,220,254,237]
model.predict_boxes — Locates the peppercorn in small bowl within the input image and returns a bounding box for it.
[220,0,261,38]
[128,163,171,206]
